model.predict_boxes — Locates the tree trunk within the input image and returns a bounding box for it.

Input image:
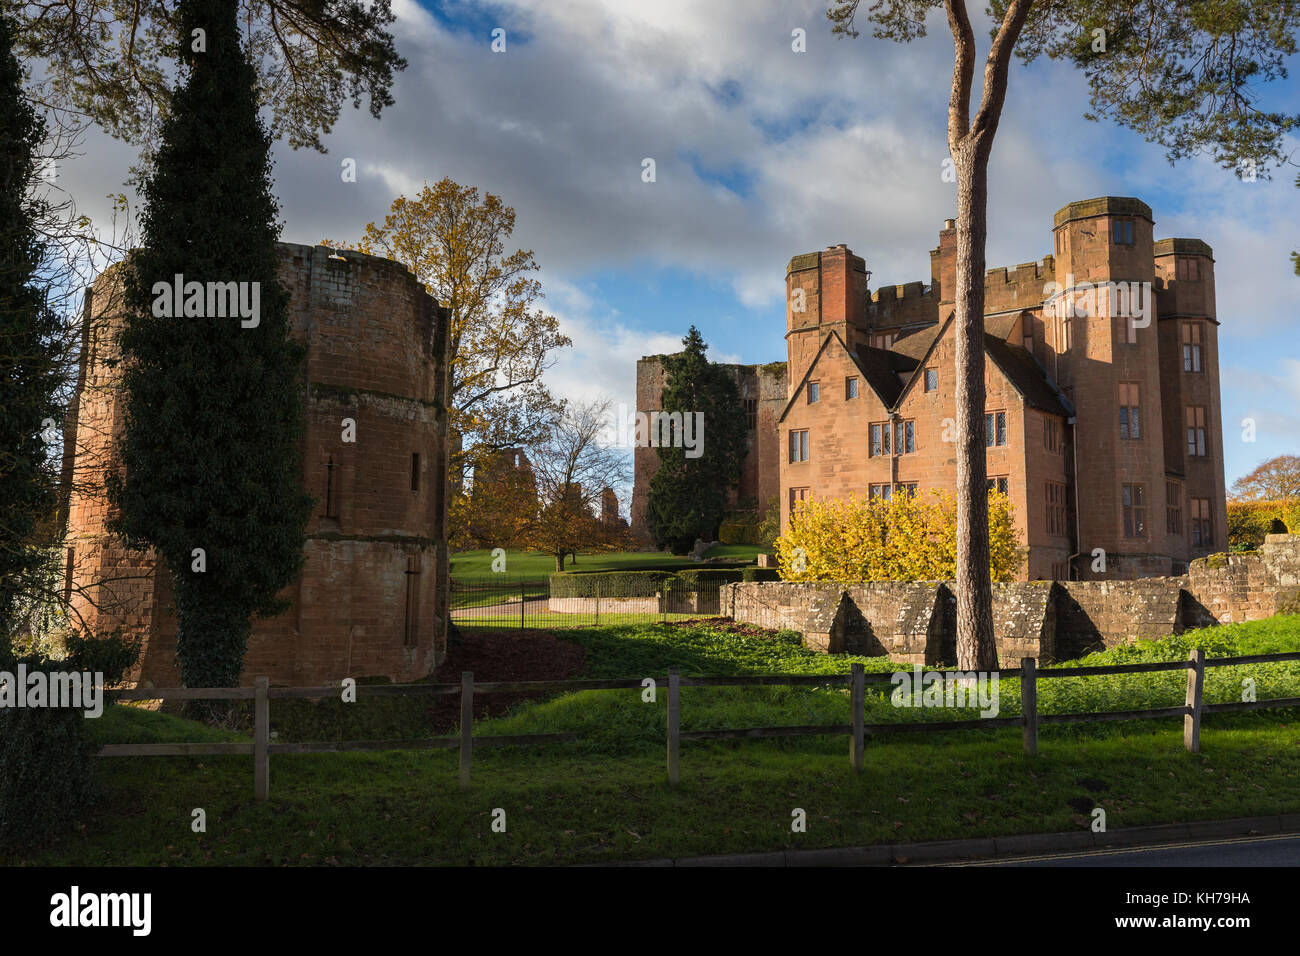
[953,147,998,671]
[555,553,564,572]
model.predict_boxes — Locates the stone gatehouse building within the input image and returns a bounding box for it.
[63,244,452,687]
[634,197,1226,580]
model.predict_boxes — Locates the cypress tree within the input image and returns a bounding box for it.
[0,11,60,640]
[109,0,312,689]
[646,327,747,553]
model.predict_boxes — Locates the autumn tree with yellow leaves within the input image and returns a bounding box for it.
[324,178,571,509]
[775,489,1022,583]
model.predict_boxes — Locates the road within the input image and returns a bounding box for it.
[956,833,1300,866]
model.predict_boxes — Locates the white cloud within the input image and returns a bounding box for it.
[45,0,1300,487]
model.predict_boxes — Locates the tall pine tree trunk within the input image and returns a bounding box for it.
[952,146,997,671]
[941,0,1033,670]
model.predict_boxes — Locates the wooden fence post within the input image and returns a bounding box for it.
[459,671,474,789]
[1020,658,1037,756]
[254,676,269,801]
[667,666,680,785]
[1184,647,1205,753]
[849,662,865,771]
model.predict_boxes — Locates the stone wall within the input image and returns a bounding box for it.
[547,589,722,616]
[723,535,1300,665]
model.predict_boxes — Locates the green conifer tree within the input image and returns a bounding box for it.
[646,327,747,553]
[109,0,312,688]
[0,11,61,640]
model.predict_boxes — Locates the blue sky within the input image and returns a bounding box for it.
[61,0,1300,491]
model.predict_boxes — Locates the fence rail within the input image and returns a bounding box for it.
[96,649,1300,798]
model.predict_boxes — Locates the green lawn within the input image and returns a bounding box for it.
[8,615,1300,866]
[450,545,764,580]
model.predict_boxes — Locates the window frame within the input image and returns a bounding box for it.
[1185,406,1208,458]
[1119,382,1142,440]
[1181,322,1204,374]
[1166,481,1183,535]
[869,422,891,458]
[1122,482,1147,538]
[893,419,916,455]
[1190,497,1213,547]
[1045,480,1067,536]
[788,428,810,463]
[985,410,1008,448]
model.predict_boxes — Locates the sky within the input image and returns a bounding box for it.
[53,0,1300,492]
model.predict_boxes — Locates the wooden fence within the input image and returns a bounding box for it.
[97,649,1300,798]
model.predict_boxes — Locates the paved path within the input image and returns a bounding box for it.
[450,597,551,619]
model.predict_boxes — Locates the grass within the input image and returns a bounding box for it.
[9,615,1300,866]
[449,545,764,580]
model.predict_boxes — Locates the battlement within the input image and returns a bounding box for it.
[870,280,931,303]
[1053,196,1154,229]
[786,245,869,276]
[1153,238,1214,260]
[985,257,1055,285]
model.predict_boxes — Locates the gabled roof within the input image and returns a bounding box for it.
[983,336,1072,416]
[780,314,1072,424]
[849,345,914,407]
[888,311,954,409]
[778,329,901,424]
[888,311,1071,417]
[890,323,944,360]
[984,311,1021,340]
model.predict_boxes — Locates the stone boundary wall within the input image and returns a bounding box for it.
[723,535,1300,665]
[547,590,722,616]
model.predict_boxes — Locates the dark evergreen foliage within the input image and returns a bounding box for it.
[0,11,61,640]
[646,327,747,554]
[109,0,313,688]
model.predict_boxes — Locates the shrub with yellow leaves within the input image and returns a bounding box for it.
[774,489,1022,582]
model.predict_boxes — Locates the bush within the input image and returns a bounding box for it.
[756,495,781,550]
[717,521,759,546]
[1227,499,1300,551]
[741,567,781,582]
[774,489,1022,582]
[0,631,138,851]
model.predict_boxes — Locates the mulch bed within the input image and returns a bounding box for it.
[427,629,588,732]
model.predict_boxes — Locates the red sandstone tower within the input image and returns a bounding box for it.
[64,244,452,686]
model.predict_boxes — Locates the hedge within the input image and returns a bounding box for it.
[742,567,781,582]
[549,570,677,598]
[674,569,746,589]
